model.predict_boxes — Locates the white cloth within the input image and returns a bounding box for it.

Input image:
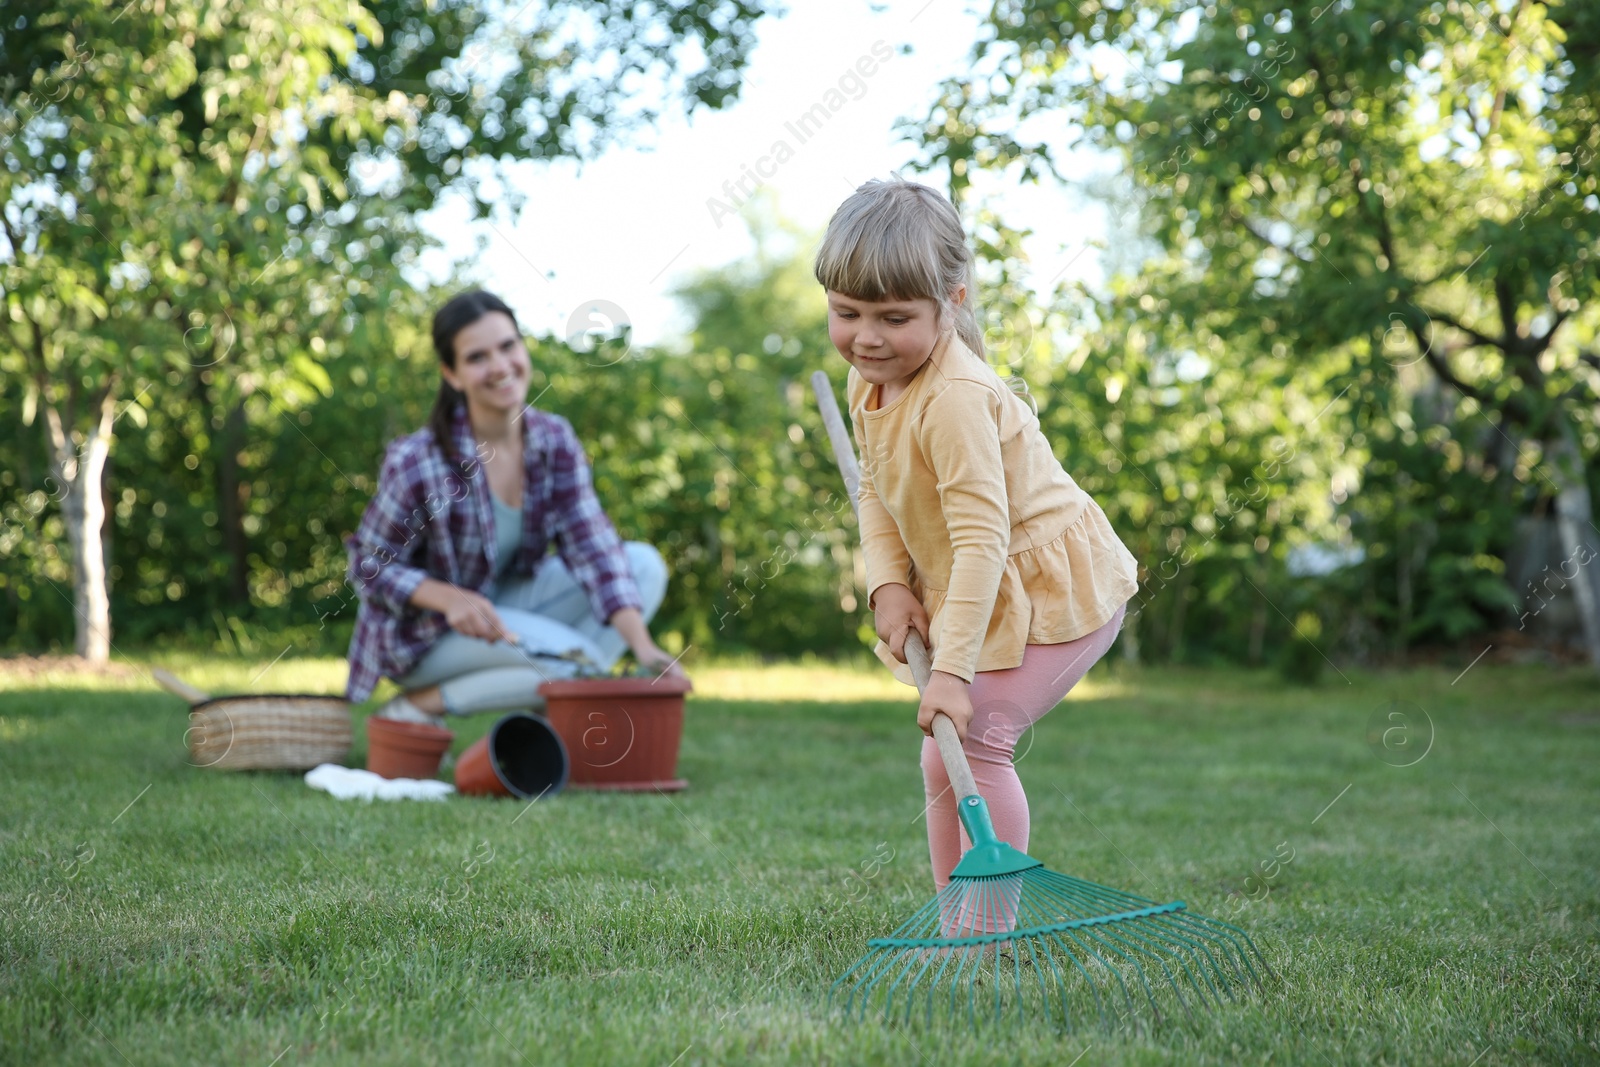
[305,763,455,801]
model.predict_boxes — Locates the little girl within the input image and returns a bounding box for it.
[815,178,1140,891]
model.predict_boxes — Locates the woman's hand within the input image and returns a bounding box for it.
[607,607,689,682]
[917,671,973,742]
[442,587,512,643]
[633,642,688,681]
[410,579,512,643]
[873,583,930,663]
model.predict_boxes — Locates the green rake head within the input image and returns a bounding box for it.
[832,795,1275,1032]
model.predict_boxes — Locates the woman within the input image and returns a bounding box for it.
[344,290,684,724]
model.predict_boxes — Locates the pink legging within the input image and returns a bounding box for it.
[921,602,1127,890]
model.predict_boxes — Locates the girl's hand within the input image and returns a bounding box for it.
[917,671,973,742]
[443,587,512,644]
[873,583,930,663]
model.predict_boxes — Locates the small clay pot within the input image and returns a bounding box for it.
[539,675,692,791]
[365,716,454,780]
[455,713,569,799]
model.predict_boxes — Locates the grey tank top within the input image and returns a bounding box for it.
[491,494,521,579]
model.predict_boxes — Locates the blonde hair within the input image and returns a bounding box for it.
[814,177,985,357]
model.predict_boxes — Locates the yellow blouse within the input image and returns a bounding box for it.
[849,332,1139,685]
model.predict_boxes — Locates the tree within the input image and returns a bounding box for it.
[0,0,774,659]
[909,0,1600,665]
[0,208,876,660]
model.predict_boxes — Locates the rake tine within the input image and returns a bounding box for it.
[1078,924,1168,1023]
[881,947,917,1018]
[1158,914,1243,986]
[1131,919,1227,1010]
[984,940,999,1023]
[1009,936,1026,1024]
[1185,913,1274,988]
[960,944,980,1029]
[891,946,941,1024]
[1114,923,1208,1016]
[1151,925,1222,1015]
[1109,924,1200,1022]
[924,942,966,1025]
[830,955,873,1015]
[847,950,891,1016]
[997,938,1013,1025]
[1209,914,1277,985]
[1017,934,1056,1023]
[1017,933,1062,1029]
[1063,926,1142,1024]
[865,947,921,1019]
[876,949,905,1020]
[901,948,937,1024]
[1185,919,1260,999]
[1159,915,1243,989]
[1046,929,1106,1030]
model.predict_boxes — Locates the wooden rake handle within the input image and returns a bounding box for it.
[151,668,211,705]
[809,370,981,802]
[903,631,981,801]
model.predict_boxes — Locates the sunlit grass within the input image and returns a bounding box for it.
[2,654,1596,1065]
[0,650,1136,706]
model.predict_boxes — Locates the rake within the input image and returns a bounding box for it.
[810,370,1274,1031]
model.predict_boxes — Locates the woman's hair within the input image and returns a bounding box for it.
[814,177,985,357]
[428,289,520,473]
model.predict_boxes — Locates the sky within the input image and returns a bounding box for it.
[414,0,1122,349]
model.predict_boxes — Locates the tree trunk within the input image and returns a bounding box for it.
[1546,427,1600,669]
[1120,602,1142,664]
[216,394,250,604]
[1395,472,1412,657]
[102,460,114,612]
[1165,563,1195,661]
[1247,561,1269,664]
[42,388,117,661]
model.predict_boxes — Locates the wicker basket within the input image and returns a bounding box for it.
[156,669,352,771]
[187,695,353,770]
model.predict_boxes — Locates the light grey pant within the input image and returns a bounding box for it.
[397,542,669,716]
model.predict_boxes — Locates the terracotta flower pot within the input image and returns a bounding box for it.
[365,716,454,781]
[538,675,692,791]
[455,713,569,799]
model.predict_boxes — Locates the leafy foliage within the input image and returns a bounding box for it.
[1,222,876,658]
[0,0,778,655]
[903,0,1600,664]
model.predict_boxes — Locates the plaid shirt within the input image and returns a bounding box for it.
[343,401,642,702]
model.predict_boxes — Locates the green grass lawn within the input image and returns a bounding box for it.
[2,654,1596,1065]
